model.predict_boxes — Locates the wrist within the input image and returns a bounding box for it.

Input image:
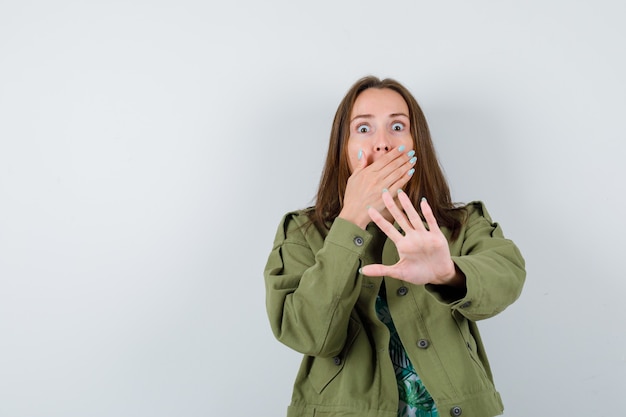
[338,208,369,230]
[443,264,466,288]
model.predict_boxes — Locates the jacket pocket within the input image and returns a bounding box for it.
[308,317,361,394]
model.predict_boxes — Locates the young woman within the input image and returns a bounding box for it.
[264,76,525,417]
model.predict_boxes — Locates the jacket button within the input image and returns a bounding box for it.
[397,286,408,296]
[333,356,342,366]
[460,301,472,309]
[353,236,364,246]
[450,406,462,416]
[417,339,430,349]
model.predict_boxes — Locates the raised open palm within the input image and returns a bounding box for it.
[361,189,464,287]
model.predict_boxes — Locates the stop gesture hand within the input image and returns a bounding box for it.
[361,189,465,287]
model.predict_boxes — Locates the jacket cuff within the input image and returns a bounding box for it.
[325,218,374,257]
[424,256,476,309]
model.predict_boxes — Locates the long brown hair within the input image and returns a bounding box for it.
[310,76,465,238]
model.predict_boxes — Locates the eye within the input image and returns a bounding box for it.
[356,124,370,133]
[391,122,405,131]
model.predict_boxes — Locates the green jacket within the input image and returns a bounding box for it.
[264,202,525,417]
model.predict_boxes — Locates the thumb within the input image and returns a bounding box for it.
[360,263,391,277]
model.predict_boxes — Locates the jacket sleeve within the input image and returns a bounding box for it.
[426,201,526,321]
[264,212,372,358]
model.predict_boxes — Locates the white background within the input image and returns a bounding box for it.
[1,1,625,416]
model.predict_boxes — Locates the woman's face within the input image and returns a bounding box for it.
[346,88,414,172]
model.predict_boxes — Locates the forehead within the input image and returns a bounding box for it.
[351,88,409,118]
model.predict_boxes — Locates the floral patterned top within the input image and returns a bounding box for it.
[375,287,439,417]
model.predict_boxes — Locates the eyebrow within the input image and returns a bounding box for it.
[350,112,410,123]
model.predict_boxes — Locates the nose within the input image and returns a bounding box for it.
[373,131,391,153]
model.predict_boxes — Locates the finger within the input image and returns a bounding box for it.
[380,154,416,189]
[362,264,407,281]
[397,189,427,232]
[367,205,403,241]
[360,263,394,278]
[369,146,413,174]
[387,166,414,195]
[419,197,442,233]
[381,189,412,232]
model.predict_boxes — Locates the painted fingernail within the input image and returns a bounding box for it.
[421,197,427,202]
[358,149,363,160]
[382,188,389,193]
[408,168,415,177]
[398,145,406,152]
[397,189,403,194]
[358,267,363,274]
[409,156,417,164]
[407,150,415,158]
